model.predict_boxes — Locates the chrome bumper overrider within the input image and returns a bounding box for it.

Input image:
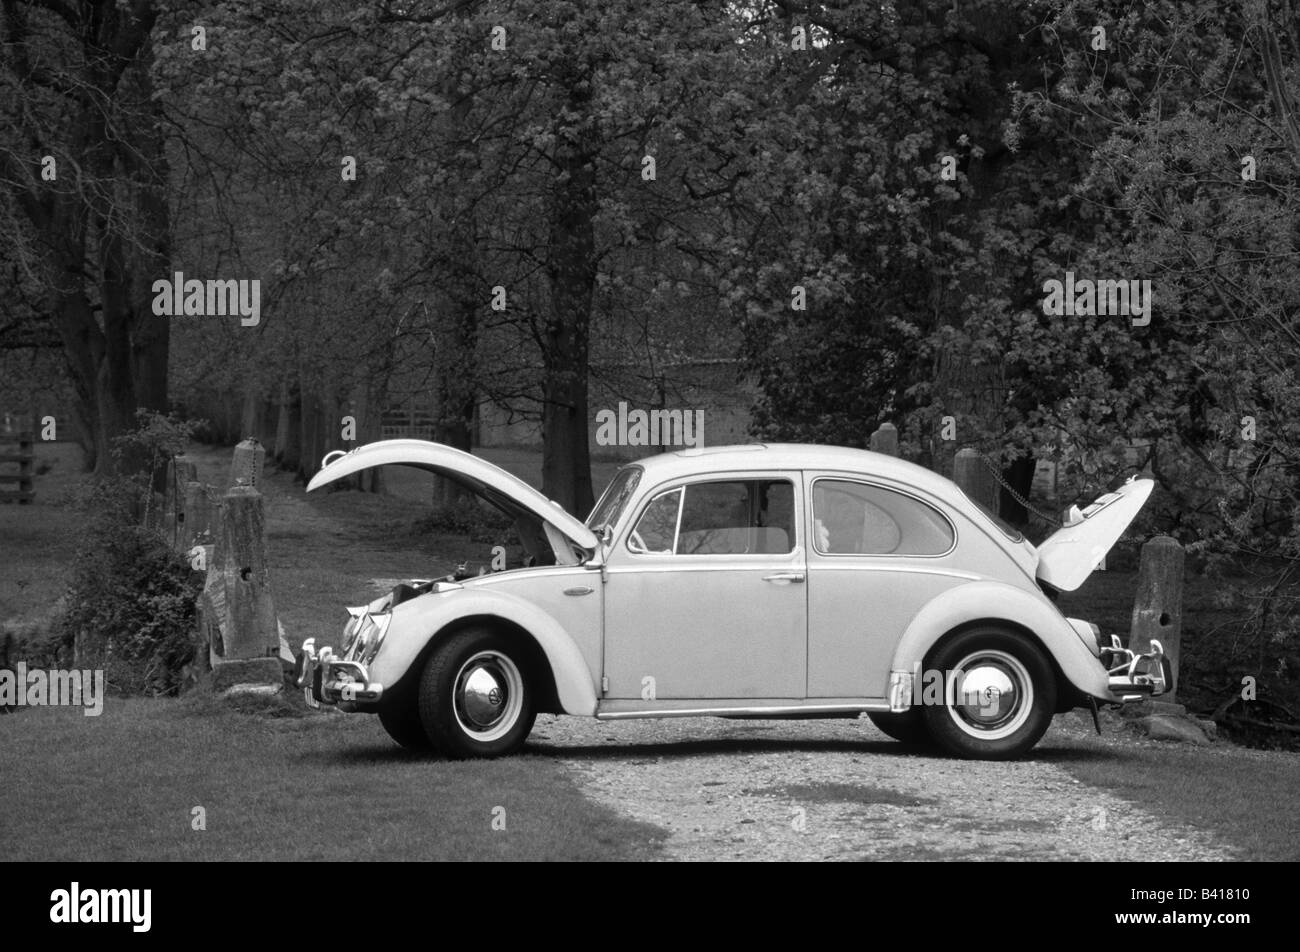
[297,638,384,708]
[1102,635,1173,702]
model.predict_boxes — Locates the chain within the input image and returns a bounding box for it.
[977,452,1064,528]
[975,451,1154,548]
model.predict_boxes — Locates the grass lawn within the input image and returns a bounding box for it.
[1,441,666,861]
[0,698,665,861]
[1045,719,1300,861]
[0,442,86,628]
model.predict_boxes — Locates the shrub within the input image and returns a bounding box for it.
[416,499,519,545]
[51,411,204,696]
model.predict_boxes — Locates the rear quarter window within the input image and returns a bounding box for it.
[812,479,954,556]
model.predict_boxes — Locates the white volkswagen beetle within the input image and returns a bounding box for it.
[298,440,1170,760]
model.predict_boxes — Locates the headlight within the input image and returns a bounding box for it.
[341,612,364,656]
[341,607,392,664]
[361,613,392,664]
[351,616,375,660]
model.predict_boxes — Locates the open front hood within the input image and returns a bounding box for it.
[306,440,599,554]
[1035,477,1154,592]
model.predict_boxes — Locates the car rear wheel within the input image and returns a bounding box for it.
[418,628,536,759]
[922,626,1056,760]
[866,710,932,747]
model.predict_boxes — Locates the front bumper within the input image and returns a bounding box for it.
[1102,635,1173,702]
[297,638,384,709]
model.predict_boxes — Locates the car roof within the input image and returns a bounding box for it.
[625,443,965,501]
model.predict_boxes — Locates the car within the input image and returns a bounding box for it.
[297,439,1171,760]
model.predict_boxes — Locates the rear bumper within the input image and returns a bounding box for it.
[1101,635,1173,703]
[297,638,384,709]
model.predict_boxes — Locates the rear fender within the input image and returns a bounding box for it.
[890,580,1109,701]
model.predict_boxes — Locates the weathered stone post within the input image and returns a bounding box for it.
[869,422,899,457]
[164,455,198,537]
[208,485,282,692]
[953,447,999,515]
[177,482,214,555]
[171,454,198,488]
[229,437,266,490]
[1129,535,1185,704]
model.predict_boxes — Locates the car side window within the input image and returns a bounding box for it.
[629,480,795,555]
[628,488,681,554]
[812,480,953,556]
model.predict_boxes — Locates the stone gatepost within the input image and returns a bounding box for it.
[1129,535,1185,707]
[208,484,282,693]
[177,481,214,555]
[869,422,899,456]
[953,447,999,515]
[229,438,265,490]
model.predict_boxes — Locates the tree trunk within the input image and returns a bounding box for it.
[298,386,322,483]
[432,293,478,507]
[281,388,303,473]
[430,39,481,508]
[2,0,165,477]
[344,382,383,493]
[541,76,598,518]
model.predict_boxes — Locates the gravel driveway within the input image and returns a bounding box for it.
[527,712,1235,861]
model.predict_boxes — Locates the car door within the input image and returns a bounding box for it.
[602,473,807,700]
[805,475,975,698]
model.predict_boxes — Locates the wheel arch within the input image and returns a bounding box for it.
[917,618,1077,714]
[890,581,1109,708]
[373,591,599,717]
[425,615,563,714]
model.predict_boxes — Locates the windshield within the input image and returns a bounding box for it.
[586,466,642,533]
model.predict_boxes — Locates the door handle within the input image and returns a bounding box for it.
[763,572,805,584]
[564,586,594,596]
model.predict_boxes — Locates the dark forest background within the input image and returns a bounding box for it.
[3,1,1299,729]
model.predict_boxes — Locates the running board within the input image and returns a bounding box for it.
[595,701,891,720]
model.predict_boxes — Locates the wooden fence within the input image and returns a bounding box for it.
[0,427,35,504]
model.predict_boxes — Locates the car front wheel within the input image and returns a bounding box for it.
[922,627,1056,760]
[418,628,536,758]
[378,699,435,752]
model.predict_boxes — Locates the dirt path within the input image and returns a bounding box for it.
[530,714,1236,861]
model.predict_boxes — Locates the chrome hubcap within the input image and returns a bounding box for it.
[948,650,1032,741]
[453,651,524,742]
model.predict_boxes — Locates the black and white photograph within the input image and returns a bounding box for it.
[0,0,1293,901]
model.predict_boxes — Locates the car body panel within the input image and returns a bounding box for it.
[807,564,975,697]
[601,468,808,700]
[369,575,602,715]
[888,579,1112,699]
[801,468,1013,698]
[306,439,599,552]
[1035,478,1154,592]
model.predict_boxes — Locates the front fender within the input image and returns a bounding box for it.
[369,587,598,716]
[890,580,1110,700]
